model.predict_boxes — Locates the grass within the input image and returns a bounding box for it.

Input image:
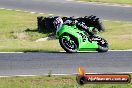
[0,9,132,52]
[0,75,131,88]
[76,0,132,4]
[101,21,132,50]
[0,9,62,52]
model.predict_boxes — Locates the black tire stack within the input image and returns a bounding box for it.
[37,16,56,33]
[37,15,105,33]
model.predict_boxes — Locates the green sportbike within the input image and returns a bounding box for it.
[55,18,108,53]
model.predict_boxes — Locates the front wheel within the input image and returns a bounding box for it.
[59,36,78,53]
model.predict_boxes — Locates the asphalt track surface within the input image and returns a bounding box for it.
[0,0,132,21]
[0,0,132,76]
[0,51,132,76]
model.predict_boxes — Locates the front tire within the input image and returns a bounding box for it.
[59,36,78,53]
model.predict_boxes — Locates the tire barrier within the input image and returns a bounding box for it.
[37,15,105,33]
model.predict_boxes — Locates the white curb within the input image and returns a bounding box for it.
[30,12,36,14]
[76,1,132,8]
[109,50,132,51]
[0,52,24,53]
[49,14,54,16]
[66,0,74,1]
[0,50,131,53]
[0,72,132,77]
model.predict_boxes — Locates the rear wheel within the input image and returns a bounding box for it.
[59,36,78,53]
[96,37,109,52]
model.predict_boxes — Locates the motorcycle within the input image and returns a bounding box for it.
[55,17,108,53]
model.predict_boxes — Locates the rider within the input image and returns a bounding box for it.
[53,16,98,38]
[63,16,99,37]
[53,16,63,35]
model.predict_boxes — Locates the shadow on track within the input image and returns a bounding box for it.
[23,50,103,54]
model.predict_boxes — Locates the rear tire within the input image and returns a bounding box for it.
[97,45,108,52]
[97,38,108,52]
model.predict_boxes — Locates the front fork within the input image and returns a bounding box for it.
[62,36,70,41]
[61,36,74,45]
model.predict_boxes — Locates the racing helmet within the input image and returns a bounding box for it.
[53,16,63,33]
